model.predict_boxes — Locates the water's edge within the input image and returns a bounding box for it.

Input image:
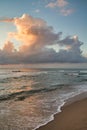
[35,91,87,130]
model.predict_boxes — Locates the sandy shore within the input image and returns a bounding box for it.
[37,95,87,130]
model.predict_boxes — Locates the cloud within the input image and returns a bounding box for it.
[0,17,13,22]
[46,0,74,16]
[57,35,86,62]
[35,9,40,13]
[3,41,15,53]
[7,14,61,54]
[0,14,87,64]
[60,8,74,16]
[46,0,68,8]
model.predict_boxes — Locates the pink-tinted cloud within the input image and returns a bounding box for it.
[46,0,74,16]
[3,41,15,53]
[6,14,61,54]
[0,17,13,22]
[0,14,86,64]
[46,0,68,8]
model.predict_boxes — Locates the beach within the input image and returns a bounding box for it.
[37,95,87,130]
[0,66,87,130]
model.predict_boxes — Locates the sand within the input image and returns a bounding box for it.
[37,96,87,130]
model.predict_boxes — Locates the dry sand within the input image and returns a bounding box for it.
[37,97,87,130]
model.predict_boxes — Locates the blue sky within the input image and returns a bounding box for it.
[0,0,87,64]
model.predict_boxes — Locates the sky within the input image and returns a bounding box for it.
[0,0,87,64]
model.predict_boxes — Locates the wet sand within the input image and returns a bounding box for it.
[37,95,87,130]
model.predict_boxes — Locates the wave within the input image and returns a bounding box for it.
[0,83,70,102]
[0,71,48,83]
[0,88,54,102]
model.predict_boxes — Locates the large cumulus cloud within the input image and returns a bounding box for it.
[0,14,87,64]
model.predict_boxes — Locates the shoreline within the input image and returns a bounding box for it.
[36,92,87,130]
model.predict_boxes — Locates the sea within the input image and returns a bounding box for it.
[0,64,87,130]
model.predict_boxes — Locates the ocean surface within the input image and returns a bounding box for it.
[0,64,87,130]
